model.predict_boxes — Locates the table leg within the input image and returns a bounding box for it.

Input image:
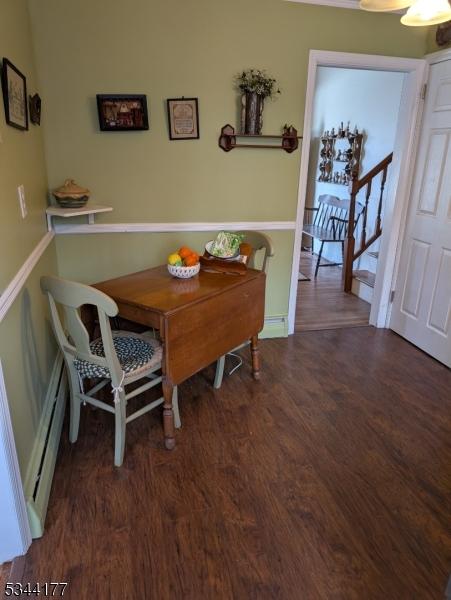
[250,335,261,380]
[162,379,176,450]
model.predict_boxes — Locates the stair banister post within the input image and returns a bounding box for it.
[376,166,388,236]
[343,172,359,293]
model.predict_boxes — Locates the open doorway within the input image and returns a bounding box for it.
[296,66,405,332]
[288,51,427,335]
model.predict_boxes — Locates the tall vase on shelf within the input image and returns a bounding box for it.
[241,92,264,135]
[236,69,280,136]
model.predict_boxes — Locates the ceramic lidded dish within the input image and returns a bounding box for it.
[53,179,90,208]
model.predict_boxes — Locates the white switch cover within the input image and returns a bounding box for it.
[17,185,27,218]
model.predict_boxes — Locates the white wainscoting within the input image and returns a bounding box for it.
[0,232,54,324]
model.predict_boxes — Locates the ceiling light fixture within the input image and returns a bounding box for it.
[359,0,413,11]
[401,0,451,26]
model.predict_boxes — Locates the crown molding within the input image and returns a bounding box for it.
[284,0,405,13]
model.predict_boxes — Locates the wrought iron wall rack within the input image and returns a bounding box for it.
[218,124,301,154]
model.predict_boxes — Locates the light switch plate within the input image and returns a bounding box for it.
[17,185,27,218]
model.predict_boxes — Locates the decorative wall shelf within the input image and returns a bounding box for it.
[318,124,363,186]
[46,204,113,231]
[218,124,301,154]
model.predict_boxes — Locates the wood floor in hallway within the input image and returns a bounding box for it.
[12,328,451,600]
[296,251,371,332]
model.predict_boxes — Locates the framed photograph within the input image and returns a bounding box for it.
[96,94,149,131]
[1,58,28,130]
[167,97,199,140]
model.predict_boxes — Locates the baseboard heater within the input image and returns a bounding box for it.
[23,354,67,538]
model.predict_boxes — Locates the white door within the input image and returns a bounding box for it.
[390,59,451,368]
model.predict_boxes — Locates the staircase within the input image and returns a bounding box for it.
[343,153,393,294]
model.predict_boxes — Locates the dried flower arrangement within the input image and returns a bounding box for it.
[235,69,281,99]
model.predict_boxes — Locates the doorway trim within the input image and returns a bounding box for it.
[0,360,32,563]
[287,50,427,334]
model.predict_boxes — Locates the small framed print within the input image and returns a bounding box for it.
[1,58,28,130]
[167,97,199,140]
[96,94,149,131]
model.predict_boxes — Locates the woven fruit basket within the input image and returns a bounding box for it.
[167,263,200,279]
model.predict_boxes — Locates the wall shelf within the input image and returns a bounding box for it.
[318,125,363,186]
[218,124,301,154]
[46,204,113,231]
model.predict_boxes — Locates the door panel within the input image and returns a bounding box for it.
[417,132,448,215]
[391,60,451,367]
[428,248,451,335]
[400,240,430,318]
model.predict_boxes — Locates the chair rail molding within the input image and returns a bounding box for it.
[0,231,55,324]
[0,360,32,562]
[51,221,296,235]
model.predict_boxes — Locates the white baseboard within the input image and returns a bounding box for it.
[352,277,373,304]
[261,315,289,338]
[24,354,66,539]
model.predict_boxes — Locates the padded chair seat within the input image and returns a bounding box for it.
[74,331,162,380]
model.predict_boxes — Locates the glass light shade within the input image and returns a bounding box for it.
[401,0,451,26]
[360,0,413,11]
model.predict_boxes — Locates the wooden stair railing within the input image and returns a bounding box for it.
[343,152,393,293]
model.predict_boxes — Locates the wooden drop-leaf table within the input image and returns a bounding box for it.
[86,265,265,450]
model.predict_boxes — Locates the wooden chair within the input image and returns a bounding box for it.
[213,231,274,389]
[41,275,180,467]
[303,194,365,277]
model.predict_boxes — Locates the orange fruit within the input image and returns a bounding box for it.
[184,254,199,267]
[179,246,195,259]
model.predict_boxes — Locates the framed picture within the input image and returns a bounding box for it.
[96,94,149,131]
[167,97,199,140]
[1,58,28,130]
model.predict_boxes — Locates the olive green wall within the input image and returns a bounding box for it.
[0,0,49,288]
[0,0,58,477]
[29,0,428,322]
[54,231,294,320]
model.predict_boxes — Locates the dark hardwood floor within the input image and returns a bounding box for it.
[296,251,371,332]
[12,328,451,599]
[0,563,10,593]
